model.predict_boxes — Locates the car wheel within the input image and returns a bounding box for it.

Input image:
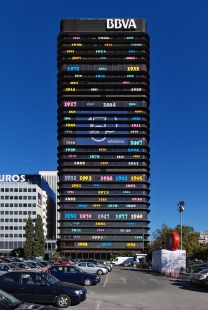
[97,269,103,275]
[55,294,71,308]
[83,278,92,286]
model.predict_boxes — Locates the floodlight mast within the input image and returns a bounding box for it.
[177,201,185,250]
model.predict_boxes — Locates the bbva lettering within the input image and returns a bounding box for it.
[106,19,137,30]
[0,174,26,182]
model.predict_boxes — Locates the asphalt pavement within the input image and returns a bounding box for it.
[62,267,208,310]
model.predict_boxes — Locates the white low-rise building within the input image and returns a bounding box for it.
[0,176,47,254]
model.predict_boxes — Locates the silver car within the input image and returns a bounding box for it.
[75,262,108,275]
[189,268,208,286]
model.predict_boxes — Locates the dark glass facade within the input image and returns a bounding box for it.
[57,19,150,259]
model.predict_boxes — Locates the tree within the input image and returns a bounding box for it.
[9,247,24,258]
[121,250,134,257]
[24,216,34,258]
[148,223,173,253]
[174,225,200,258]
[33,215,45,258]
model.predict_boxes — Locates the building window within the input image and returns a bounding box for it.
[0,188,4,192]
[9,234,13,237]
[19,211,22,215]
[5,219,9,222]
[5,203,9,208]
[32,189,36,192]
[19,188,22,192]
[14,196,18,200]
[0,219,4,222]
[28,196,32,200]
[0,196,4,199]
[19,234,22,237]
[19,204,22,207]
[28,188,32,192]
[10,226,13,230]
[10,219,13,222]
[19,196,22,200]
[23,204,27,207]
[28,204,31,207]
[5,234,8,237]
[5,227,9,230]
[23,211,27,215]
[9,188,13,192]
[0,211,4,215]
[9,211,13,215]
[32,211,36,215]
[14,226,18,230]
[14,211,18,215]
[14,219,18,222]
[10,196,13,200]
[5,211,9,215]
[23,188,27,192]
[5,188,9,192]
[32,196,36,200]
[23,219,27,222]
[19,219,22,222]
[14,204,18,207]
[0,203,4,207]
[28,211,31,215]
[10,203,13,207]
[14,189,18,192]
[5,196,9,200]
[14,234,18,237]
[32,204,36,208]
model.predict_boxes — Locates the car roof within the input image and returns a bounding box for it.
[5,270,46,274]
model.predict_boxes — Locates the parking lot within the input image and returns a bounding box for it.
[67,266,208,310]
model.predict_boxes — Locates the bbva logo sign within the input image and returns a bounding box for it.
[106,19,137,30]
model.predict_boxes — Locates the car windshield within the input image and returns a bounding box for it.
[42,273,60,284]
[37,262,46,267]
[0,289,21,309]
[26,262,36,268]
[8,264,18,269]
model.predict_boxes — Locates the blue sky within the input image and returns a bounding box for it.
[0,0,208,238]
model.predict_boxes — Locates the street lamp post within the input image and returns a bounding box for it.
[177,201,185,250]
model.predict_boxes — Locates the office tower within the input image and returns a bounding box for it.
[57,18,150,259]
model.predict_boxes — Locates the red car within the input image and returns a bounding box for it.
[51,258,73,266]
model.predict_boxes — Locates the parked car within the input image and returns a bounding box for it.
[0,263,23,275]
[47,265,100,286]
[24,262,42,271]
[74,262,108,275]
[24,261,50,271]
[96,260,113,268]
[78,259,111,272]
[189,268,208,286]
[51,258,74,266]
[11,262,31,270]
[0,258,14,263]
[0,270,87,308]
[0,288,58,309]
